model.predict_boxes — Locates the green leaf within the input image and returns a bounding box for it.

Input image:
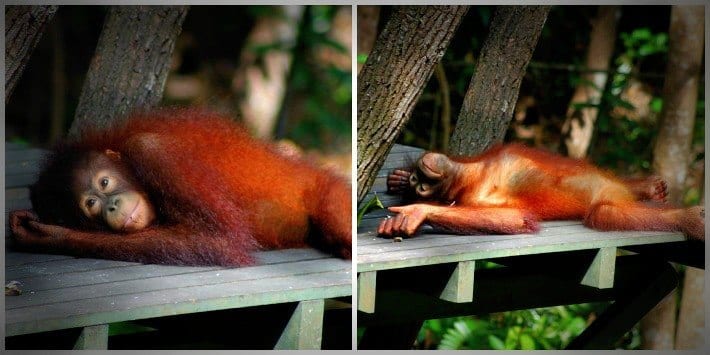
[357,195,384,225]
[488,335,505,350]
[505,326,521,349]
[631,28,652,40]
[357,53,368,64]
[439,320,473,349]
[650,97,663,113]
[520,333,536,350]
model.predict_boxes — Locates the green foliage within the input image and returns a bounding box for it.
[280,5,352,150]
[619,28,668,61]
[357,194,384,225]
[418,303,628,350]
[586,27,673,173]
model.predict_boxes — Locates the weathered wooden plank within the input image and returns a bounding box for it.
[7,258,351,309]
[73,324,108,350]
[6,269,351,337]
[6,248,334,283]
[357,229,684,272]
[390,144,424,154]
[358,221,588,248]
[358,271,376,313]
[5,147,47,163]
[6,257,141,280]
[440,260,475,303]
[581,247,616,289]
[5,174,41,189]
[358,222,617,253]
[4,252,75,267]
[5,159,42,175]
[6,142,28,151]
[274,299,324,349]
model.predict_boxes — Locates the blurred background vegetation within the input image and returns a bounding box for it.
[358,5,704,350]
[6,5,352,175]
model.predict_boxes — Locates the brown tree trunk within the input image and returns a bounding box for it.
[675,267,704,349]
[69,5,189,137]
[357,5,380,73]
[357,5,469,203]
[232,5,304,138]
[449,6,550,156]
[642,5,704,350]
[5,5,58,103]
[434,62,451,152]
[561,5,620,158]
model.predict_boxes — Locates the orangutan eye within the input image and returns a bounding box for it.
[100,177,110,189]
[86,198,97,208]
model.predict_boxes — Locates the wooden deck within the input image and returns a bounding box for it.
[356,144,691,349]
[4,142,352,349]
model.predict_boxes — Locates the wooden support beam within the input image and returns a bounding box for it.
[567,257,678,349]
[73,324,108,350]
[274,299,324,349]
[581,247,616,289]
[440,260,475,303]
[358,271,377,313]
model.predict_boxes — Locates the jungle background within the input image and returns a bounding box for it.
[357,5,704,350]
[6,5,352,177]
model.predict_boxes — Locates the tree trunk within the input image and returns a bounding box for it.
[675,267,704,349]
[231,6,304,138]
[357,5,380,73]
[5,5,58,103]
[651,5,703,203]
[357,5,469,203]
[449,6,550,156]
[69,5,189,137]
[642,5,704,350]
[560,5,620,158]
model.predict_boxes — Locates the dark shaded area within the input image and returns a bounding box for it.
[6,298,352,350]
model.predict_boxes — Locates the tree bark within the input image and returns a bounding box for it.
[232,6,304,138]
[560,6,620,158]
[675,267,704,349]
[5,5,58,103]
[651,5,704,203]
[69,5,189,137]
[642,5,704,350]
[449,6,550,156]
[357,5,469,203]
[357,5,380,73]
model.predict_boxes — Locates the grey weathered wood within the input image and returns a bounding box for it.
[581,247,617,289]
[274,299,325,349]
[440,260,475,303]
[4,143,352,348]
[358,225,683,273]
[6,266,350,337]
[358,271,377,313]
[6,258,350,309]
[73,324,109,350]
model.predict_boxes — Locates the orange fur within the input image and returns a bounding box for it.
[380,143,704,241]
[11,108,352,266]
